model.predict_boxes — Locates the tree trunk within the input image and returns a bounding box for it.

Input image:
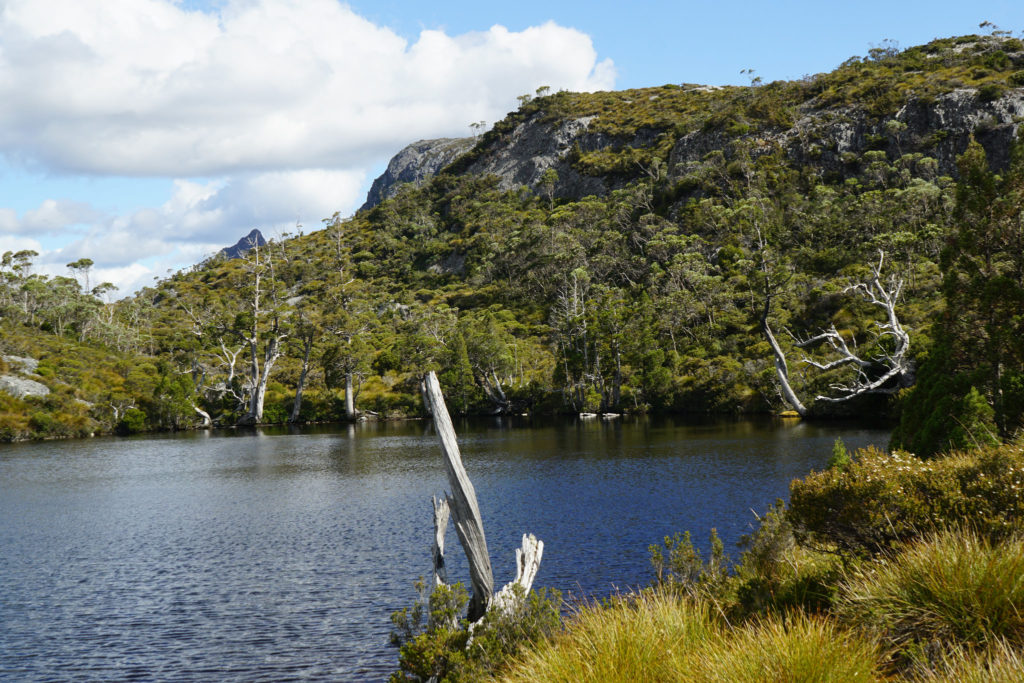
[345,371,356,420]
[423,371,494,621]
[289,335,313,423]
[242,331,284,425]
[420,378,432,416]
[762,317,807,416]
[432,496,450,587]
[192,402,212,428]
[612,346,622,410]
[490,534,544,614]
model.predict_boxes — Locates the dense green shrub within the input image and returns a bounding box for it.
[28,411,61,436]
[730,500,842,618]
[260,401,289,424]
[977,82,1006,102]
[789,444,1024,557]
[390,580,562,682]
[116,407,148,435]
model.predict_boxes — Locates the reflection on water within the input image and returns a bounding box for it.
[0,416,888,681]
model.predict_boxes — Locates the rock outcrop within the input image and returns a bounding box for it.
[361,137,476,211]
[364,89,1024,208]
[0,375,49,399]
[0,356,48,399]
[220,229,266,260]
[768,89,1024,180]
[461,114,610,198]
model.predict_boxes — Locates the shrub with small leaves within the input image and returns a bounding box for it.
[389,579,561,683]
[827,437,851,470]
[650,528,729,597]
[789,443,1024,557]
[731,500,841,617]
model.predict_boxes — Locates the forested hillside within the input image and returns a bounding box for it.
[3,33,1024,447]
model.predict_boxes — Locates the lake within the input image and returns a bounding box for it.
[0,416,889,681]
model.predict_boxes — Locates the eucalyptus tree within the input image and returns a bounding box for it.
[233,237,289,425]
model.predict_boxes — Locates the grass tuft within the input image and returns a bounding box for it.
[501,588,883,682]
[690,613,883,683]
[840,528,1024,653]
[500,588,716,683]
[909,639,1024,682]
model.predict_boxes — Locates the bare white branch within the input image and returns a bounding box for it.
[800,250,912,402]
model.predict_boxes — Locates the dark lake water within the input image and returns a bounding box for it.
[0,416,889,681]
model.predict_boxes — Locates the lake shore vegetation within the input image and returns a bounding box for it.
[396,441,1024,681]
[6,33,1024,441]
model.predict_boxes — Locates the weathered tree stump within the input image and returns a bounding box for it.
[422,371,543,622]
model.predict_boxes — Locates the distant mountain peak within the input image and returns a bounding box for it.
[220,229,266,259]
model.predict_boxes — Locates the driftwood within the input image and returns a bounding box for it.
[491,534,544,614]
[422,371,543,622]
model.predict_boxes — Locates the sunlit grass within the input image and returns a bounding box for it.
[689,613,883,683]
[840,528,1024,652]
[500,588,883,682]
[500,588,716,683]
[909,639,1024,682]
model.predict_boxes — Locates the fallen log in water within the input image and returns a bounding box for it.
[422,371,543,622]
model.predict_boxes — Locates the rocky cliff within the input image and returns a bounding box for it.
[360,137,476,210]
[363,35,1024,207]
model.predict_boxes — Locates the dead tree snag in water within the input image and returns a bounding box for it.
[422,371,543,622]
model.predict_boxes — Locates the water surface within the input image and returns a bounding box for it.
[0,416,889,681]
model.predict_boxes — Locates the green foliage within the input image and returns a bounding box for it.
[116,408,147,435]
[389,580,562,683]
[649,529,729,597]
[894,136,1024,454]
[390,581,471,682]
[892,348,1000,457]
[726,499,842,618]
[827,437,852,470]
[789,444,1024,557]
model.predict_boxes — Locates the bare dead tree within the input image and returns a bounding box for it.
[795,251,912,402]
[761,247,912,415]
[236,236,287,425]
[754,227,808,415]
[422,371,543,622]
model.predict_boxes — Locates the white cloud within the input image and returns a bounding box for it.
[0,234,43,254]
[29,168,365,292]
[0,0,616,176]
[0,0,616,295]
[1,199,101,234]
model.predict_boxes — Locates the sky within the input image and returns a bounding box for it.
[2,0,1024,296]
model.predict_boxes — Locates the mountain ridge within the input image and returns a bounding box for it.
[365,34,1024,209]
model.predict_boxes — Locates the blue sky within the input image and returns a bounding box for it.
[1,0,1023,295]
[353,0,1024,88]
